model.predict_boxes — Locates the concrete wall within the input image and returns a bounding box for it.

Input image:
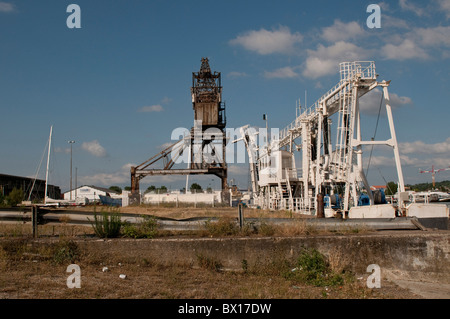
[76,232,450,275]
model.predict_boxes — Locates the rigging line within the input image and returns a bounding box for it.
[27,138,49,201]
[377,167,394,195]
[365,89,384,176]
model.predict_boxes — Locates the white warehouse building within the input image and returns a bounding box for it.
[63,185,121,203]
[143,190,223,206]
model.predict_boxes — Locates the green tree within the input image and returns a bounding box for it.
[6,187,24,206]
[145,185,156,193]
[385,181,398,196]
[0,192,5,207]
[190,183,202,193]
[109,186,122,194]
[158,186,168,193]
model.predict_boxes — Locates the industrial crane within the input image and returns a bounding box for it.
[420,165,450,188]
[238,61,407,216]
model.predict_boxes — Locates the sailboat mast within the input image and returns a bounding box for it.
[44,126,53,204]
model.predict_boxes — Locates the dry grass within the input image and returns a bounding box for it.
[118,205,297,220]
[0,205,375,240]
[0,237,421,299]
[0,206,423,299]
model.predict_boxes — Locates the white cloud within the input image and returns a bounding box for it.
[228,164,249,176]
[227,71,249,78]
[400,155,421,166]
[359,88,412,116]
[229,26,303,55]
[381,14,409,29]
[399,0,426,17]
[415,26,450,47]
[380,26,450,61]
[401,155,450,170]
[321,20,365,42]
[0,2,15,12]
[82,140,107,158]
[364,155,395,167]
[381,39,429,60]
[389,93,413,107]
[400,137,450,155]
[437,0,450,19]
[139,104,164,113]
[161,97,172,105]
[79,163,134,186]
[264,66,299,79]
[303,41,370,79]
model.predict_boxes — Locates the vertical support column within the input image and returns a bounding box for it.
[355,94,374,204]
[383,85,405,193]
[343,84,358,212]
[301,119,310,208]
[315,110,323,211]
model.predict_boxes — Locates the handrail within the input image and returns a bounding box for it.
[278,61,376,146]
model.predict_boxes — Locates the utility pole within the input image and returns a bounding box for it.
[68,140,75,200]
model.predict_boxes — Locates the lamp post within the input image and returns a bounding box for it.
[68,140,75,200]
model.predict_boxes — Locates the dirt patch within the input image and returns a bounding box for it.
[383,269,450,299]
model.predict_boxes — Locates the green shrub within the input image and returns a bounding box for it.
[122,215,158,239]
[6,188,24,207]
[204,217,239,236]
[89,210,122,238]
[51,240,79,264]
[286,247,344,287]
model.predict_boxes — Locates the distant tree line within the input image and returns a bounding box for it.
[405,180,450,192]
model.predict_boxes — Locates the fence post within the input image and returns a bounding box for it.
[238,203,244,229]
[31,205,38,238]
[317,193,325,218]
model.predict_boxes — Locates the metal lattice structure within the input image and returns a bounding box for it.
[130,58,228,201]
[239,61,406,215]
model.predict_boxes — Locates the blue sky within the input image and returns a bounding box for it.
[1,0,449,192]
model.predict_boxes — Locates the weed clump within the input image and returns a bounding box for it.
[285,247,344,287]
[197,254,222,272]
[50,240,80,265]
[122,215,158,239]
[204,217,239,236]
[89,210,122,238]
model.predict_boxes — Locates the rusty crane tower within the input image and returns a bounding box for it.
[130,58,228,202]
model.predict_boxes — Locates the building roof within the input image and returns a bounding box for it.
[63,185,121,195]
[370,185,386,190]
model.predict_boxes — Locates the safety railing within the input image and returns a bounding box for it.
[278,62,376,145]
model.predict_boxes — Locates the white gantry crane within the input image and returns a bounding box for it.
[238,61,408,217]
